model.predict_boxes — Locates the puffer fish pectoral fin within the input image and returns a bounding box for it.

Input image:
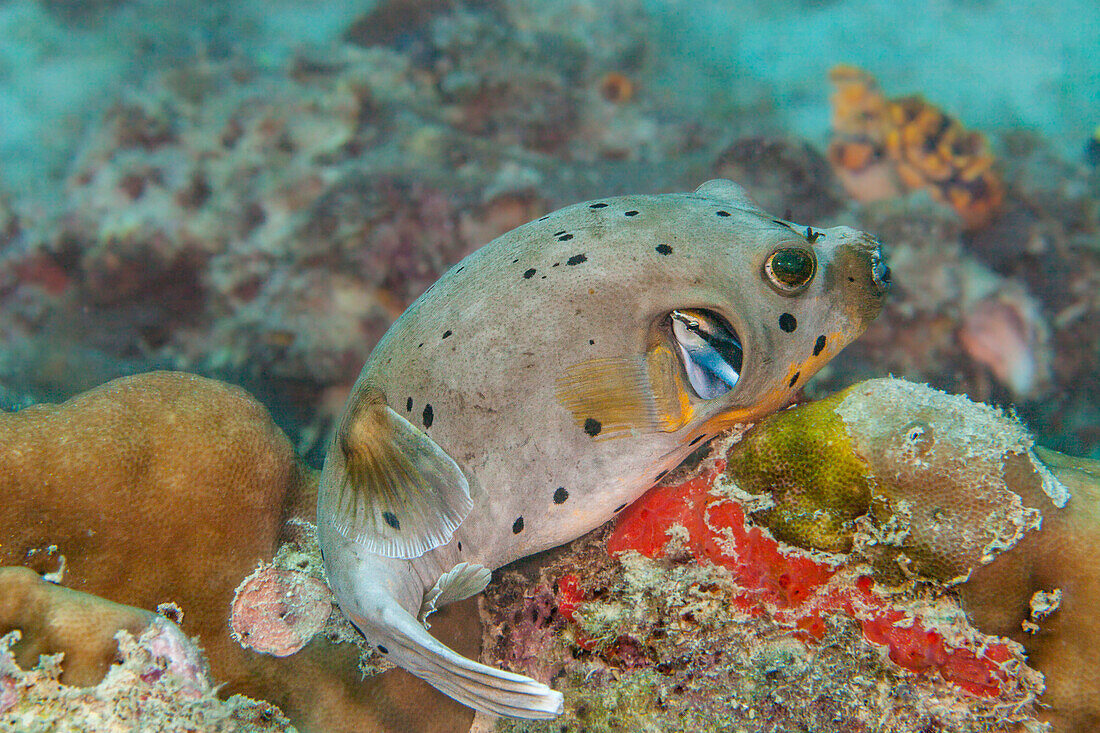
[328,384,473,559]
[556,349,694,438]
[350,591,564,719]
[556,352,694,439]
[419,562,492,624]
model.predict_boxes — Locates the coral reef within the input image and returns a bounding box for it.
[1,613,294,732]
[721,378,1099,729]
[484,526,1040,732]
[479,379,1100,731]
[960,448,1100,732]
[0,2,1098,729]
[0,566,157,687]
[0,371,481,732]
[828,65,1004,230]
[0,371,310,683]
[725,379,1054,586]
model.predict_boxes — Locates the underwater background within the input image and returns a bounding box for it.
[1,0,1099,731]
[2,0,1098,462]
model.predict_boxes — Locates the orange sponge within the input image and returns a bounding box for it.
[828,65,1003,229]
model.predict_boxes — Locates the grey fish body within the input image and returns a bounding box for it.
[318,180,888,718]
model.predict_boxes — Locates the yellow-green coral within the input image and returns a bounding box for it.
[724,390,872,553]
[721,377,1100,729]
[725,378,1049,585]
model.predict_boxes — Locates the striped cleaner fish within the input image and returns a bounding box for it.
[317,180,889,718]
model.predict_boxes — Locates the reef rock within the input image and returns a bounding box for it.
[0,607,293,732]
[481,378,1100,731]
[0,371,480,732]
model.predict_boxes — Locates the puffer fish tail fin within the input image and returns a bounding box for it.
[354,591,564,719]
[325,382,473,559]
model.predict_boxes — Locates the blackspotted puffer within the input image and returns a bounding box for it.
[317,180,889,718]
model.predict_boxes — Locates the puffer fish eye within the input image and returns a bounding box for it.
[764,247,817,294]
[669,309,744,400]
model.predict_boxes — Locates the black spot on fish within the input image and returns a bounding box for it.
[406,397,413,412]
[513,258,520,264]
[423,404,434,428]
[456,266,465,273]
[813,335,826,356]
[655,244,672,255]
[847,276,855,282]
[554,487,569,504]
[553,262,560,267]
[590,202,608,208]
[584,418,602,436]
[524,268,537,279]
[614,503,627,513]
[538,215,550,222]
[377,644,389,654]
[554,230,567,236]
[457,542,462,551]
[558,233,574,241]
[589,339,595,345]
[789,371,801,387]
[512,517,524,534]
[779,313,797,332]
[567,253,587,265]
[383,512,400,530]
[624,210,639,216]
[689,434,707,446]
[418,343,424,348]
[716,210,731,217]
[442,330,452,339]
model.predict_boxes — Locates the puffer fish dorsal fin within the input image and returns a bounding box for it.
[556,349,693,439]
[328,383,473,559]
[693,179,764,213]
[419,562,492,624]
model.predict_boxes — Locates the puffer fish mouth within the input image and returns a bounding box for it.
[870,244,891,295]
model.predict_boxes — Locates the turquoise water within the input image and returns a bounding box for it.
[1,2,1098,731]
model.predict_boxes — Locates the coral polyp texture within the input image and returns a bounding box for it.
[482,378,1100,732]
[827,65,1004,230]
[0,371,485,732]
[0,566,157,688]
[0,371,309,685]
[1,609,294,732]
